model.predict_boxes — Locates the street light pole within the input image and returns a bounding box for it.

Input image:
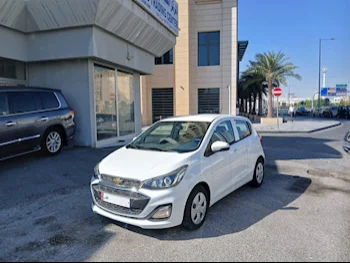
[318,39,322,109]
[318,38,335,108]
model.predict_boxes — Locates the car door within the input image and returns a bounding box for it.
[7,91,43,154]
[233,120,253,185]
[203,120,237,203]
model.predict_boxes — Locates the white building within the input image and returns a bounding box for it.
[0,0,178,148]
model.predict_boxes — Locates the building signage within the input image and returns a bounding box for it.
[321,85,348,97]
[336,84,348,96]
[134,0,179,35]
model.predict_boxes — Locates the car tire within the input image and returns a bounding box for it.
[41,128,63,156]
[250,158,265,188]
[183,185,209,231]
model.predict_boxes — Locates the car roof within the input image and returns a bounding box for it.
[0,86,61,92]
[160,114,249,123]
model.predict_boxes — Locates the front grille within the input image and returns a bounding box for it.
[92,184,149,216]
[101,174,141,189]
[95,199,144,216]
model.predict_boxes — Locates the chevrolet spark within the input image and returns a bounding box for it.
[91,115,265,230]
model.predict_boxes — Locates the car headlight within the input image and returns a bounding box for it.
[142,166,188,190]
[94,163,101,180]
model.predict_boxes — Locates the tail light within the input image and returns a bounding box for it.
[258,134,263,143]
[71,110,75,120]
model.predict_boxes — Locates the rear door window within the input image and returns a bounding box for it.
[38,92,59,110]
[8,92,40,114]
[235,120,252,140]
[0,93,9,116]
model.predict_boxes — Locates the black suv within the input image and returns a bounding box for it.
[0,87,75,161]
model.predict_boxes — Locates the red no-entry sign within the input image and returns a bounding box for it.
[273,88,282,97]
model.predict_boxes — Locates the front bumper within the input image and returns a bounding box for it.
[90,178,187,229]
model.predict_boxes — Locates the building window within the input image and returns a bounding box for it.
[155,49,174,65]
[198,32,220,66]
[198,88,220,114]
[0,57,26,80]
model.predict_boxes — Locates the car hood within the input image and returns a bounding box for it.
[99,147,193,181]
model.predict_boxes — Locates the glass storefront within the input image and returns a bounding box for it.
[118,71,135,136]
[94,64,135,142]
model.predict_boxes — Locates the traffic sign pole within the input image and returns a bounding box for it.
[273,88,282,130]
[277,96,279,130]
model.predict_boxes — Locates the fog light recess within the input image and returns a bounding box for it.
[151,205,172,220]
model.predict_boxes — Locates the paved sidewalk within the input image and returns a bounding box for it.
[254,119,341,134]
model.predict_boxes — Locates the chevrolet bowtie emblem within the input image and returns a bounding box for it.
[113,178,124,185]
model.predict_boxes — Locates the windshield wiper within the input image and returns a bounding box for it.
[126,144,140,149]
[127,145,172,152]
[145,147,168,152]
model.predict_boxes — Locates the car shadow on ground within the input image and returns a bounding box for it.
[109,171,312,241]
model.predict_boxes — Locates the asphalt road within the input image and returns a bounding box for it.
[0,119,349,262]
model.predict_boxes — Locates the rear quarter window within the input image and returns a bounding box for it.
[54,92,69,109]
[38,92,60,110]
[235,120,252,140]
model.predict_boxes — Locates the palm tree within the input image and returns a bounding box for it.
[247,51,302,118]
[239,72,269,116]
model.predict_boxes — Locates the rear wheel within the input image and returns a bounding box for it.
[42,128,63,156]
[251,159,265,188]
[183,185,209,231]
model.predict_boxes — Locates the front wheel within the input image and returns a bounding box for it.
[42,128,63,156]
[250,159,265,188]
[183,185,209,231]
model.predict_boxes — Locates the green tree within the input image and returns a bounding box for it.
[247,51,302,118]
[239,72,269,115]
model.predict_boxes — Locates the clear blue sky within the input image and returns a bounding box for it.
[239,0,350,98]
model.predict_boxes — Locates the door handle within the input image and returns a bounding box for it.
[40,117,49,122]
[5,121,16,127]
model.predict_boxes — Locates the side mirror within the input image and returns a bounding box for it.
[211,141,230,153]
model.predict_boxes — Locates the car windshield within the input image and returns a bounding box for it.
[127,121,211,153]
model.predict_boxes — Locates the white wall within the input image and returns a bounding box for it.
[28,60,93,147]
[189,0,238,115]
[27,27,94,62]
[92,27,154,75]
[0,26,27,61]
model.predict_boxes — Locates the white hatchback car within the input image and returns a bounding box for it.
[91,115,265,230]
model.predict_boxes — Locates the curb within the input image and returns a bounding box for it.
[256,122,342,134]
[307,169,350,182]
[266,163,350,182]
